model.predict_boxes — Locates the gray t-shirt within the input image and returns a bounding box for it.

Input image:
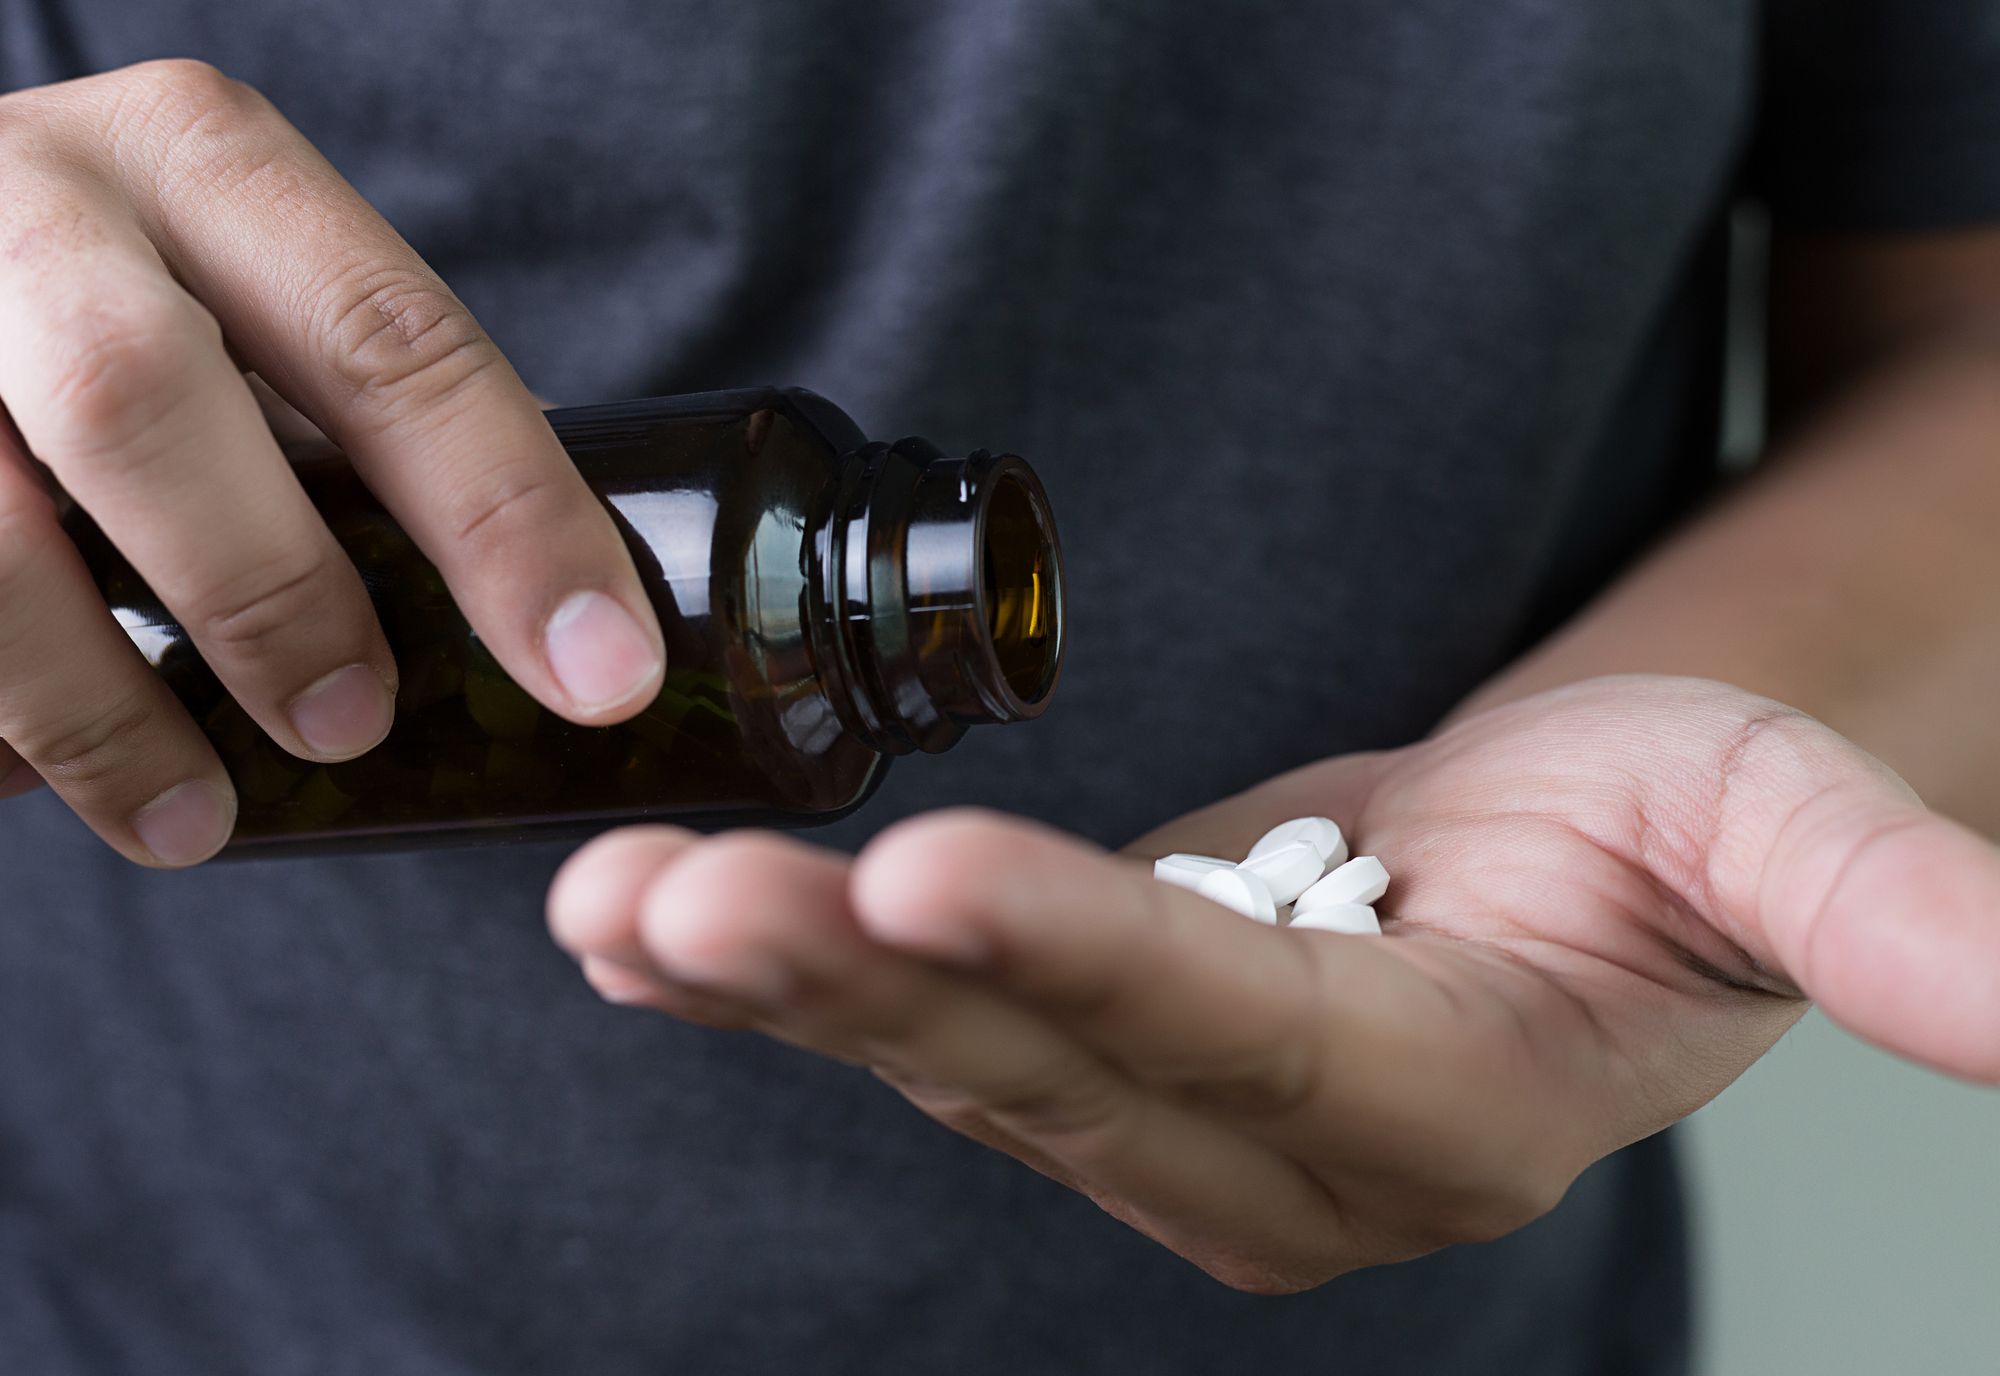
[2,3,1996,1372]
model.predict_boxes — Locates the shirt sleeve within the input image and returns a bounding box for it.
[1757,0,2000,230]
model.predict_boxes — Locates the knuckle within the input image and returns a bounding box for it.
[317,264,498,406]
[195,546,342,657]
[26,688,161,791]
[41,292,215,455]
[440,461,569,548]
[121,61,292,206]
[115,58,264,141]
[126,58,242,103]
[0,62,258,168]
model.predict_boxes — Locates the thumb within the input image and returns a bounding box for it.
[1738,740,2000,1085]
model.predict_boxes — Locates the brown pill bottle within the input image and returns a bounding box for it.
[66,388,1065,857]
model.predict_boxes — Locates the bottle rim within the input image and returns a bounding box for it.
[968,457,1064,718]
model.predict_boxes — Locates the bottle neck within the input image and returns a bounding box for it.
[805,437,1064,756]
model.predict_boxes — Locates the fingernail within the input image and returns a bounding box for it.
[288,664,396,759]
[545,591,661,712]
[131,780,235,867]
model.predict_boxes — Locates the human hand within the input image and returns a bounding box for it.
[546,676,2000,1292]
[0,61,664,864]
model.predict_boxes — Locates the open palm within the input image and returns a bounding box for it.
[548,676,2000,1292]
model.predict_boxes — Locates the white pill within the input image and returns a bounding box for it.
[1295,855,1390,912]
[1246,816,1348,868]
[1289,903,1381,936]
[1153,854,1234,891]
[1235,840,1325,905]
[1195,868,1279,925]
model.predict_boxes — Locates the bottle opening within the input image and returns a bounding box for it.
[808,437,1065,755]
[980,471,1062,706]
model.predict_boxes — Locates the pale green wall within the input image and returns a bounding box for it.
[1685,1010,2000,1375]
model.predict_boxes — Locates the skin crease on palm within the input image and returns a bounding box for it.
[548,675,2000,1294]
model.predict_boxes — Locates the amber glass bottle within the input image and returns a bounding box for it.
[67,388,1064,857]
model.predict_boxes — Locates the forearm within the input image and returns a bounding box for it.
[1457,339,2000,833]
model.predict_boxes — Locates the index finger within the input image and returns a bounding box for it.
[105,62,664,722]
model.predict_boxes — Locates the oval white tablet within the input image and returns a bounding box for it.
[1235,840,1325,905]
[1246,816,1347,868]
[1153,854,1234,891]
[1194,868,1279,925]
[1294,855,1390,912]
[1289,903,1380,936]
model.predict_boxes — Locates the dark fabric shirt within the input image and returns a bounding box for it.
[2,2,1997,1372]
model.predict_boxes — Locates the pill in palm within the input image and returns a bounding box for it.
[1195,867,1279,925]
[1236,840,1324,905]
[1153,853,1234,891]
[1246,816,1347,867]
[1289,903,1381,936]
[1295,855,1390,912]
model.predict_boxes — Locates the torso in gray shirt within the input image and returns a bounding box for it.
[3,2,1995,1372]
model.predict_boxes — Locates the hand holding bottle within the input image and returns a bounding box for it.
[0,61,665,865]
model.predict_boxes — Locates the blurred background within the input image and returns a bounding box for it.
[1687,1011,2000,1374]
